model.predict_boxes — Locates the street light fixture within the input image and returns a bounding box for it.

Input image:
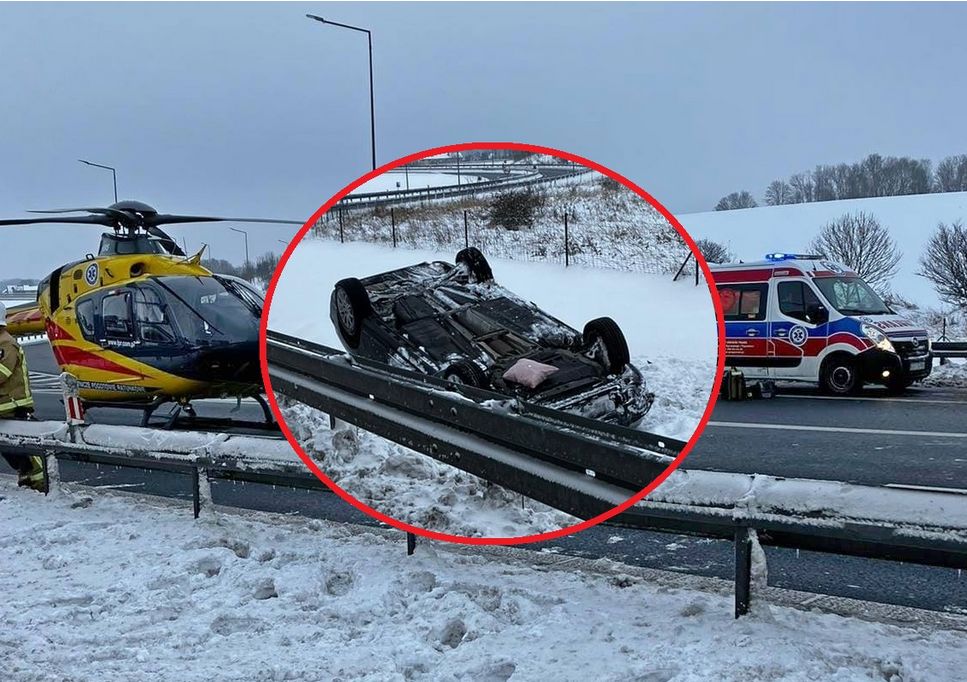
[229,227,250,269]
[306,13,377,171]
[78,159,118,203]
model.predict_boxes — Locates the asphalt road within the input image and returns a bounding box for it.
[690,382,967,491]
[11,341,967,615]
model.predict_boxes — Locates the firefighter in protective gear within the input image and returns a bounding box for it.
[0,302,44,491]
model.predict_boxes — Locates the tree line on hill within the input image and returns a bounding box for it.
[715,153,967,211]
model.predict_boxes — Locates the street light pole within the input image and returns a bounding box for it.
[229,227,250,269]
[306,14,376,171]
[78,159,118,203]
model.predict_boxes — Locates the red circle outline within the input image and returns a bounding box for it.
[259,141,726,546]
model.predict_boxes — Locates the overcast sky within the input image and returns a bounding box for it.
[2,2,965,279]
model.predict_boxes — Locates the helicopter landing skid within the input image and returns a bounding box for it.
[82,395,280,434]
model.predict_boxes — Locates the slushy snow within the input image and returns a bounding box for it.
[3,480,965,681]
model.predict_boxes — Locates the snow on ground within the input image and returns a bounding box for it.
[3,481,965,681]
[351,171,485,194]
[279,399,575,537]
[268,240,716,536]
[680,191,967,308]
[924,359,967,388]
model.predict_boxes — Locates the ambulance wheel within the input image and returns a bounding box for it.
[456,247,494,283]
[442,360,488,388]
[332,278,372,348]
[820,355,861,395]
[584,317,630,374]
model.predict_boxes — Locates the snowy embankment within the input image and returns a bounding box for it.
[315,173,691,275]
[3,482,965,681]
[679,190,967,311]
[268,241,716,535]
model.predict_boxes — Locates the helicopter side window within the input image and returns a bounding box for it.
[102,291,134,340]
[75,299,96,341]
[133,287,176,344]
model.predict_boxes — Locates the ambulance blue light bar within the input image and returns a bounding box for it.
[765,253,823,262]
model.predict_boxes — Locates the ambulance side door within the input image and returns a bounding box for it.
[718,282,771,379]
[770,279,829,381]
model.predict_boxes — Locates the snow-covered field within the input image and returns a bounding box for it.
[680,191,967,309]
[3,481,965,681]
[268,240,716,536]
[351,171,485,195]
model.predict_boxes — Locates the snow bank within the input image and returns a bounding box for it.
[2,481,964,681]
[278,399,576,537]
[680,191,967,307]
[924,360,967,388]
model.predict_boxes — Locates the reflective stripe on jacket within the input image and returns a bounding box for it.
[0,329,33,415]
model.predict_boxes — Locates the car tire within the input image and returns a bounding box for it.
[442,360,489,388]
[819,355,861,395]
[583,317,630,374]
[456,247,494,283]
[332,278,372,347]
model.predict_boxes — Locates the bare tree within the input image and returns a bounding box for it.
[764,180,794,206]
[695,239,734,264]
[918,220,967,307]
[934,155,967,193]
[788,173,813,203]
[715,191,758,211]
[808,212,902,291]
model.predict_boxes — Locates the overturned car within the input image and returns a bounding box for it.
[329,248,653,427]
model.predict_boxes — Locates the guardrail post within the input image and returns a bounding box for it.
[43,452,60,497]
[391,208,397,248]
[694,258,700,286]
[463,210,469,249]
[193,466,212,519]
[734,525,753,618]
[406,531,417,555]
[564,211,569,267]
[338,209,345,243]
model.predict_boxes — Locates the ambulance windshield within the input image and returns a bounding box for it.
[813,277,892,316]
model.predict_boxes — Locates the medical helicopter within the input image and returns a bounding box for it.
[1,200,301,428]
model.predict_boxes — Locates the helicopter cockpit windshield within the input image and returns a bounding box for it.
[153,276,260,345]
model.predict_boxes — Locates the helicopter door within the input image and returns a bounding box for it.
[101,291,135,344]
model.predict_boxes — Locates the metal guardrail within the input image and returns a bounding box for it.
[932,341,967,359]
[333,165,594,211]
[266,330,681,520]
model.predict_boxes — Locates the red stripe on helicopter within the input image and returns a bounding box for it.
[53,346,146,378]
[45,321,74,341]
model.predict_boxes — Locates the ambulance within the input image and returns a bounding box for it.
[710,254,932,394]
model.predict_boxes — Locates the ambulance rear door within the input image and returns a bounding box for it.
[718,280,772,379]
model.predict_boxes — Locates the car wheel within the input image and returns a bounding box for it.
[455,247,494,283]
[583,317,630,374]
[442,360,489,388]
[332,278,372,347]
[820,355,861,395]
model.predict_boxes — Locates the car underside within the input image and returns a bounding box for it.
[330,248,653,427]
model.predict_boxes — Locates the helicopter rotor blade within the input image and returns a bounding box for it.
[0,215,115,227]
[147,214,303,227]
